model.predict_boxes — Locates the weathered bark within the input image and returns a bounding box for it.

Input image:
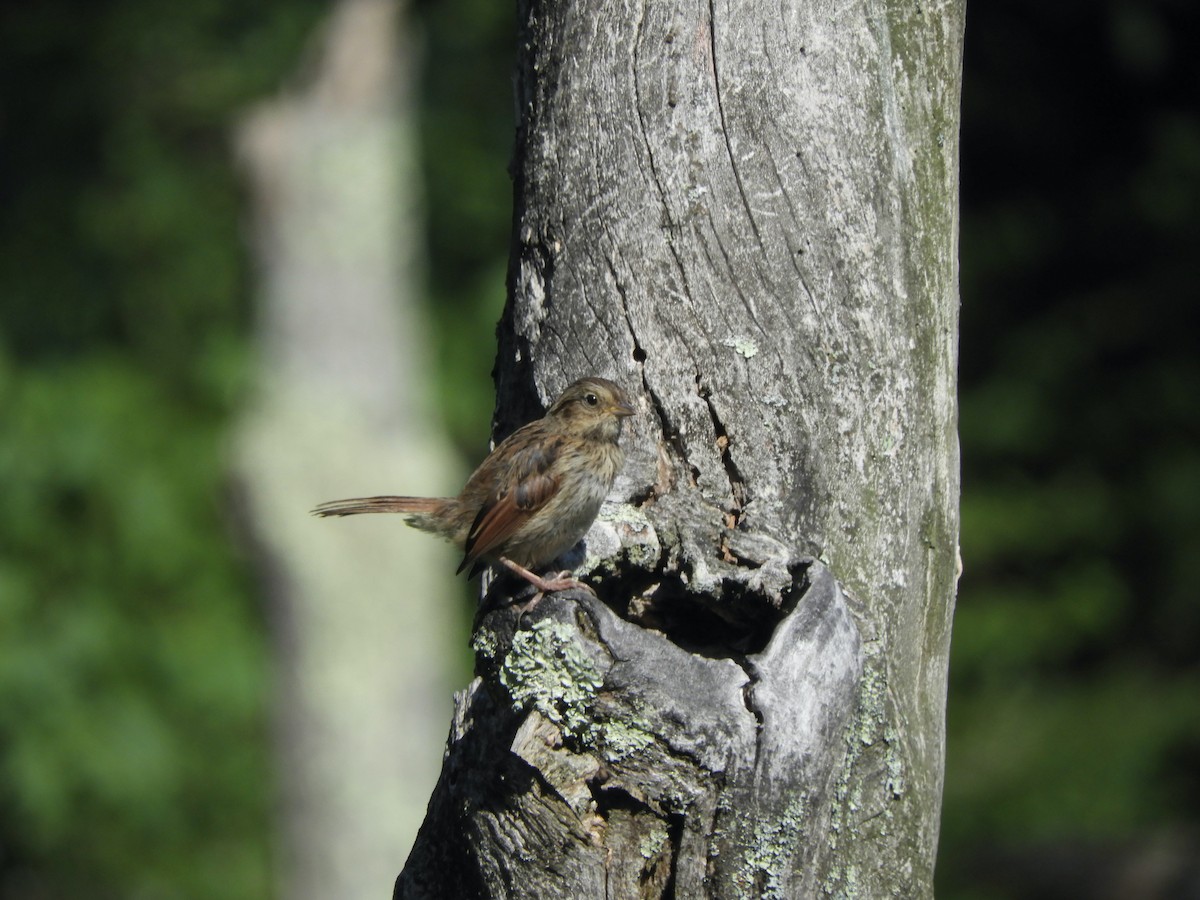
[233,2,460,898]
[400,0,962,896]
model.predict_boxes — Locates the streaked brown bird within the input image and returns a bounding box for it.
[314,376,635,595]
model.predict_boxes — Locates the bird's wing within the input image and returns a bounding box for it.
[458,434,562,573]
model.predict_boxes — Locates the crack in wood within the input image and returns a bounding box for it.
[609,257,699,493]
[739,671,767,768]
[706,0,768,259]
[662,810,686,897]
[695,373,749,523]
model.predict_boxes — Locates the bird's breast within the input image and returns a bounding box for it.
[507,440,624,567]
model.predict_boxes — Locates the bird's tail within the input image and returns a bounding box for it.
[313,495,442,517]
[312,495,450,525]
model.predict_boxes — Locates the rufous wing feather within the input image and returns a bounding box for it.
[458,439,561,573]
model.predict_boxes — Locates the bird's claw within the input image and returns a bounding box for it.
[538,570,595,595]
[498,558,596,617]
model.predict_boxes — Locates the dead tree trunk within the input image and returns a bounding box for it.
[399,0,963,896]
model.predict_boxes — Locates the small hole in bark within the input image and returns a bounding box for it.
[632,346,647,362]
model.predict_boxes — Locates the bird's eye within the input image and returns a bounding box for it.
[584,393,599,406]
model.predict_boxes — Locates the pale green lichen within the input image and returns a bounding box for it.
[588,503,661,571]
[497,619,659,763]
[596,714,656,762]
[598,502,652,530]
[499,619,604,738]
[471,626,499,659]
[851,657,906,799]
[722,335,760,359]
[822,861,862,899]
[735,794,809,900]
[884,725,905,797]
[855,660,888,745]
[848,781,863,815]
[638,819,669,860]
[824,653,907,895]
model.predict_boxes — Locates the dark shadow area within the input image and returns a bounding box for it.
[940,0,1200,895]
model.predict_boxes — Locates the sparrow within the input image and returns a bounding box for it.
[314,376,636,596]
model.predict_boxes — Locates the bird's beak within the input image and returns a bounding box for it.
[613,401,636,418]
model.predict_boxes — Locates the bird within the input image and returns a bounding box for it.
[314,376,636,597]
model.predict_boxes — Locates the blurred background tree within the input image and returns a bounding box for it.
[0,0,1196,898]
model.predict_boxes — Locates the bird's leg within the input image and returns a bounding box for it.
[497,557,595,613]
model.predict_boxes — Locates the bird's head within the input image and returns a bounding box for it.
[547,376,636,442]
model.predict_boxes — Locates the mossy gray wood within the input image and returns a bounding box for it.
[399,0,963,895]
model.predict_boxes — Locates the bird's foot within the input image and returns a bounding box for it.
[535,569,595,594]
[498,558,596,615]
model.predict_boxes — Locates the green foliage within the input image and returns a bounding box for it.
[945,671,1200,838]
[0,0,508,893]
[0,352,269,897]
[940,0,1200,894]
[0,0,323,377]
[0,1,324,896]
[415,0,513,447]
